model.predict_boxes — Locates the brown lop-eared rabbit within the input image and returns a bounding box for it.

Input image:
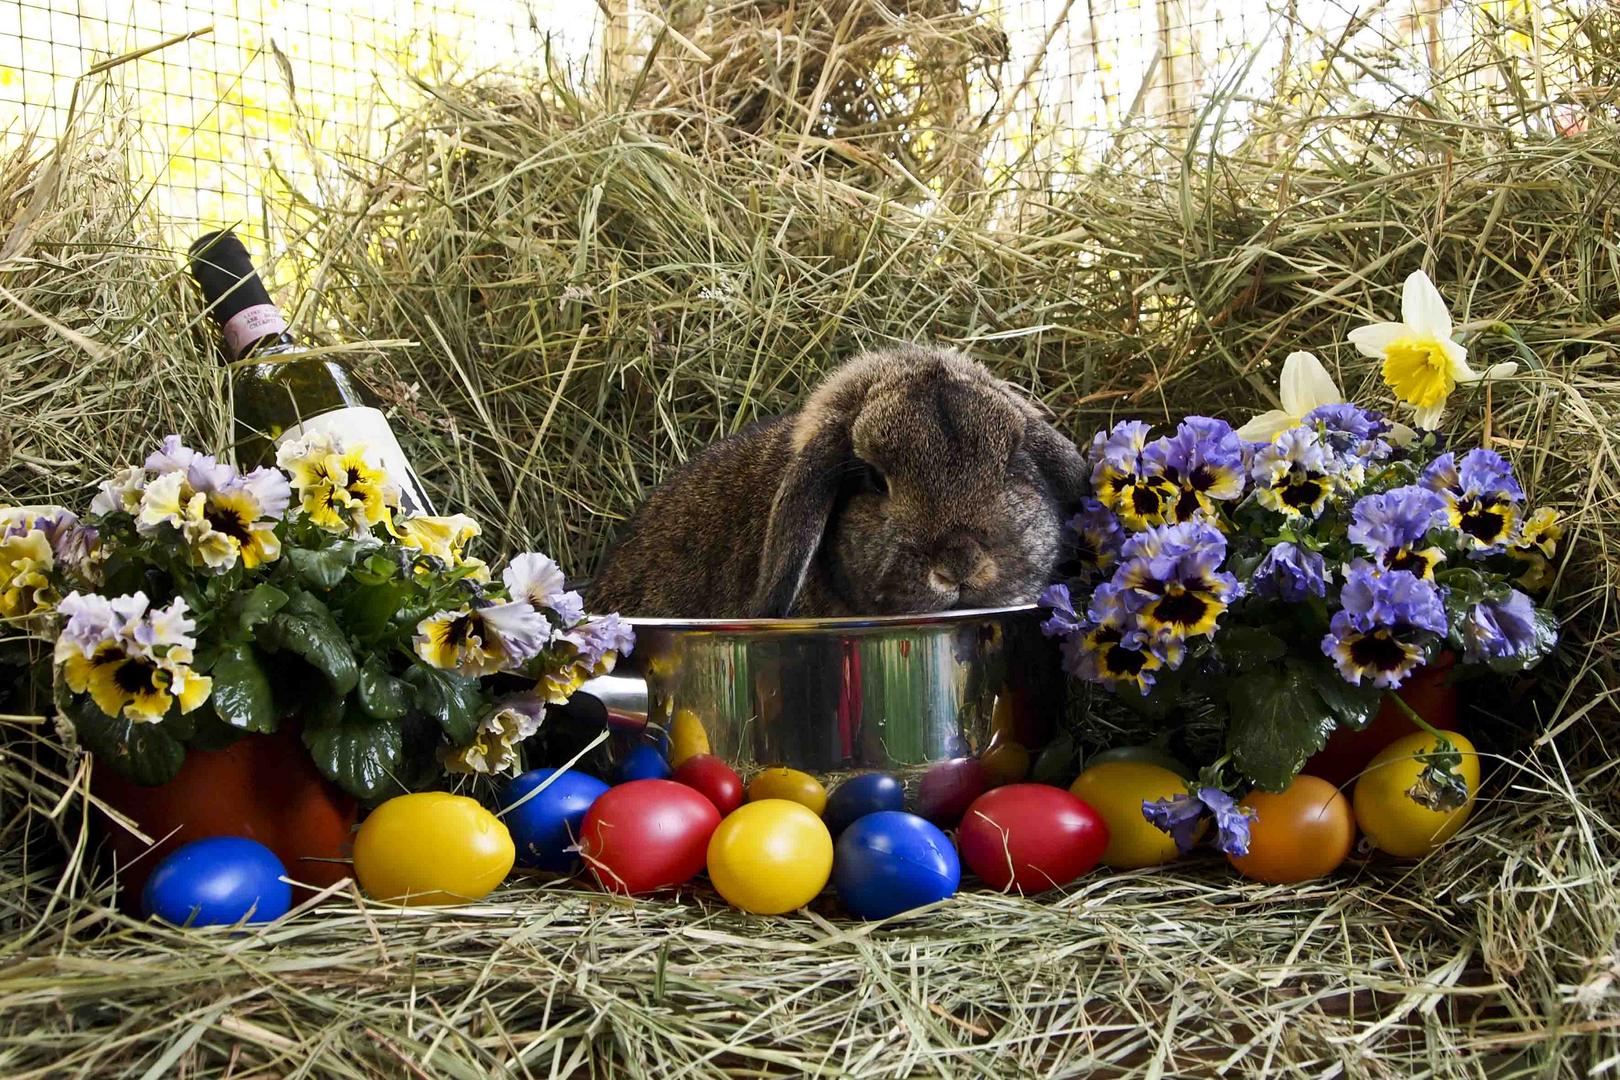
[587,345,1088,618]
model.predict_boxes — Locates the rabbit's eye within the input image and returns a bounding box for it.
[861,462,889,496]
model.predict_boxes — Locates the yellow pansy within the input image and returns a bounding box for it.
[1509,507,1562,590]
[63,642,212,725]
[136,469,283,572]
[392,513,481,569]
[441,700,545,776]
[284,446,397,533]
[0,527,56,620]
[1348,270,1517,429]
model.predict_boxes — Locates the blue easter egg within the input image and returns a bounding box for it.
[501,768,611,873]
[141,837,292,927]
[824,772,904,836]
[616,743,672,783]
[833,811,960,920]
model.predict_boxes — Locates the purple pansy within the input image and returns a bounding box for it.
[1254,542,1328,601]
[1142,786,1254,856]
[1304,403,1394,467]
[1066,499,1125,573]
[1322,560,1448,688]
[1461,589,1540,662]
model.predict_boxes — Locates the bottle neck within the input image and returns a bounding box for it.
[221,303,294,361]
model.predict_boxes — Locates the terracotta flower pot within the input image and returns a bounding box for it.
[91,723,358,913]
[1305,653,1460,790]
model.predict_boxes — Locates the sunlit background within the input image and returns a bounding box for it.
[0,0,1587,247]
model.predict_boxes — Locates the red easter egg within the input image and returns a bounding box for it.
[916,757,988,826]
[957,784,1109,894]
[577,780,721,895]
[671,754,745,816]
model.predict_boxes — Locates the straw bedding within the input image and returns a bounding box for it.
[2,4,1618,1075]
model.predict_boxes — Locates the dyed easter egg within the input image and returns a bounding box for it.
[354,792,515,905]
[577,779,720,895]
[957,784,1109,893]
[1228,776,1355,884]
[142,836,291,927]
[672,754,745,816]
[500,768,610,873]
[1354,732,1480,858]
[1069,761,1190,869]
[616,743,673,783]
[915,757,987,826]
[746,767,827,816]
[823,772,904,836]
[706,800,833,914]
[981,740,1031,787]
[833,812,959,920]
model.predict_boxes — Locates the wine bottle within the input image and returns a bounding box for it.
[187,230,434,515]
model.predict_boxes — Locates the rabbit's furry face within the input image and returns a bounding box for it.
[818,362,1065,613]
[587,345,1086,619]
[752,346,1087,616]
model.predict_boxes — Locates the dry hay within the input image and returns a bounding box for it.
[2,2,1619,1075]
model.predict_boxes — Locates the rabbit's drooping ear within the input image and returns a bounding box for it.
[751,423,847,617]
[1024,417,1089,511]
[990,377,1088,510]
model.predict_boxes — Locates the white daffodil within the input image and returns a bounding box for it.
[1236,351,1343,442]
[1347,269,1516,430]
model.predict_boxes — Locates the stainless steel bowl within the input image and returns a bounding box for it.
[569,604,1067,781]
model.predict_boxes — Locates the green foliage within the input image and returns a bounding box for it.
[1225,662,1339,792]
[209,644,278,732]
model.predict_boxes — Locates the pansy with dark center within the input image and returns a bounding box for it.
[1423,448,1524,553]
[1348,485,1448,579]
[1144,416,1247,523]
[1090,420,1179,530]
[1321,560,1447,688]
[1114,521,1240,664]
[1250,427,1335,518]
[1064,499,1125,575]
[1056,582,1164,694]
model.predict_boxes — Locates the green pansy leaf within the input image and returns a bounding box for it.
[357,658,411,720]
[260,610,359,696]
[339,581,412,640]
[287,537,379,589]
[403,664,485,745]
[210,644,278,732]
[302,709,403,802]
[64,696,186,787]
[1226,661,1338,792]
[187,705,248,751]
[283,588,335,619]
[235,582,290,636]
[1215,626,1287,672]
[1303,659,1384,732]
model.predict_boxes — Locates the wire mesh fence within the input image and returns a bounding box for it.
[0,0,1604,250]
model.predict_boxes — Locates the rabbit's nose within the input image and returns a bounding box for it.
[928,545,998,593]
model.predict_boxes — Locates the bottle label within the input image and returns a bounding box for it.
[222,304,289,358]
[274,406,431,515]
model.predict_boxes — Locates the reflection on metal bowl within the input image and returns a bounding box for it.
[563,604,1068,785]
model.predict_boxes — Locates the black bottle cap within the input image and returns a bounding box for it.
[188,230,273,325]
